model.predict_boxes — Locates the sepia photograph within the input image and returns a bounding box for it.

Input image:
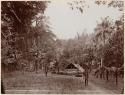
[1,0,124,94]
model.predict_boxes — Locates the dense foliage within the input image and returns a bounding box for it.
[61,15,123,70]
[1,1,124,75]
[1,1,57,72]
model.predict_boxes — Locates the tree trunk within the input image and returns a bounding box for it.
[101,58,103,67]
[100,58,104,79]
[115,70,118,85]
[57,66,59,73]
[35,60,38,73]
[106,70,109,81]
[1,80,5,94]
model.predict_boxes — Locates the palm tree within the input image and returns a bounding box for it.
[94,17,113,67]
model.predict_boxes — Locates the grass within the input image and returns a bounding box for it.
[3,71,86,94]
[2,70,124,94]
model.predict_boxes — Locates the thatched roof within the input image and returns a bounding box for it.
[65,60,85,73]
[72,63,85,72]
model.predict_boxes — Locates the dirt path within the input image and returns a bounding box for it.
[72,76,116,94]
[86,81,114,94]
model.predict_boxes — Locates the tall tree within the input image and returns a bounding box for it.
[93,17,114,67]
[1,1,57,72]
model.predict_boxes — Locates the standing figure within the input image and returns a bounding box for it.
[44,64,49,77]
[44,58,49,77]
[84,68,89,86]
